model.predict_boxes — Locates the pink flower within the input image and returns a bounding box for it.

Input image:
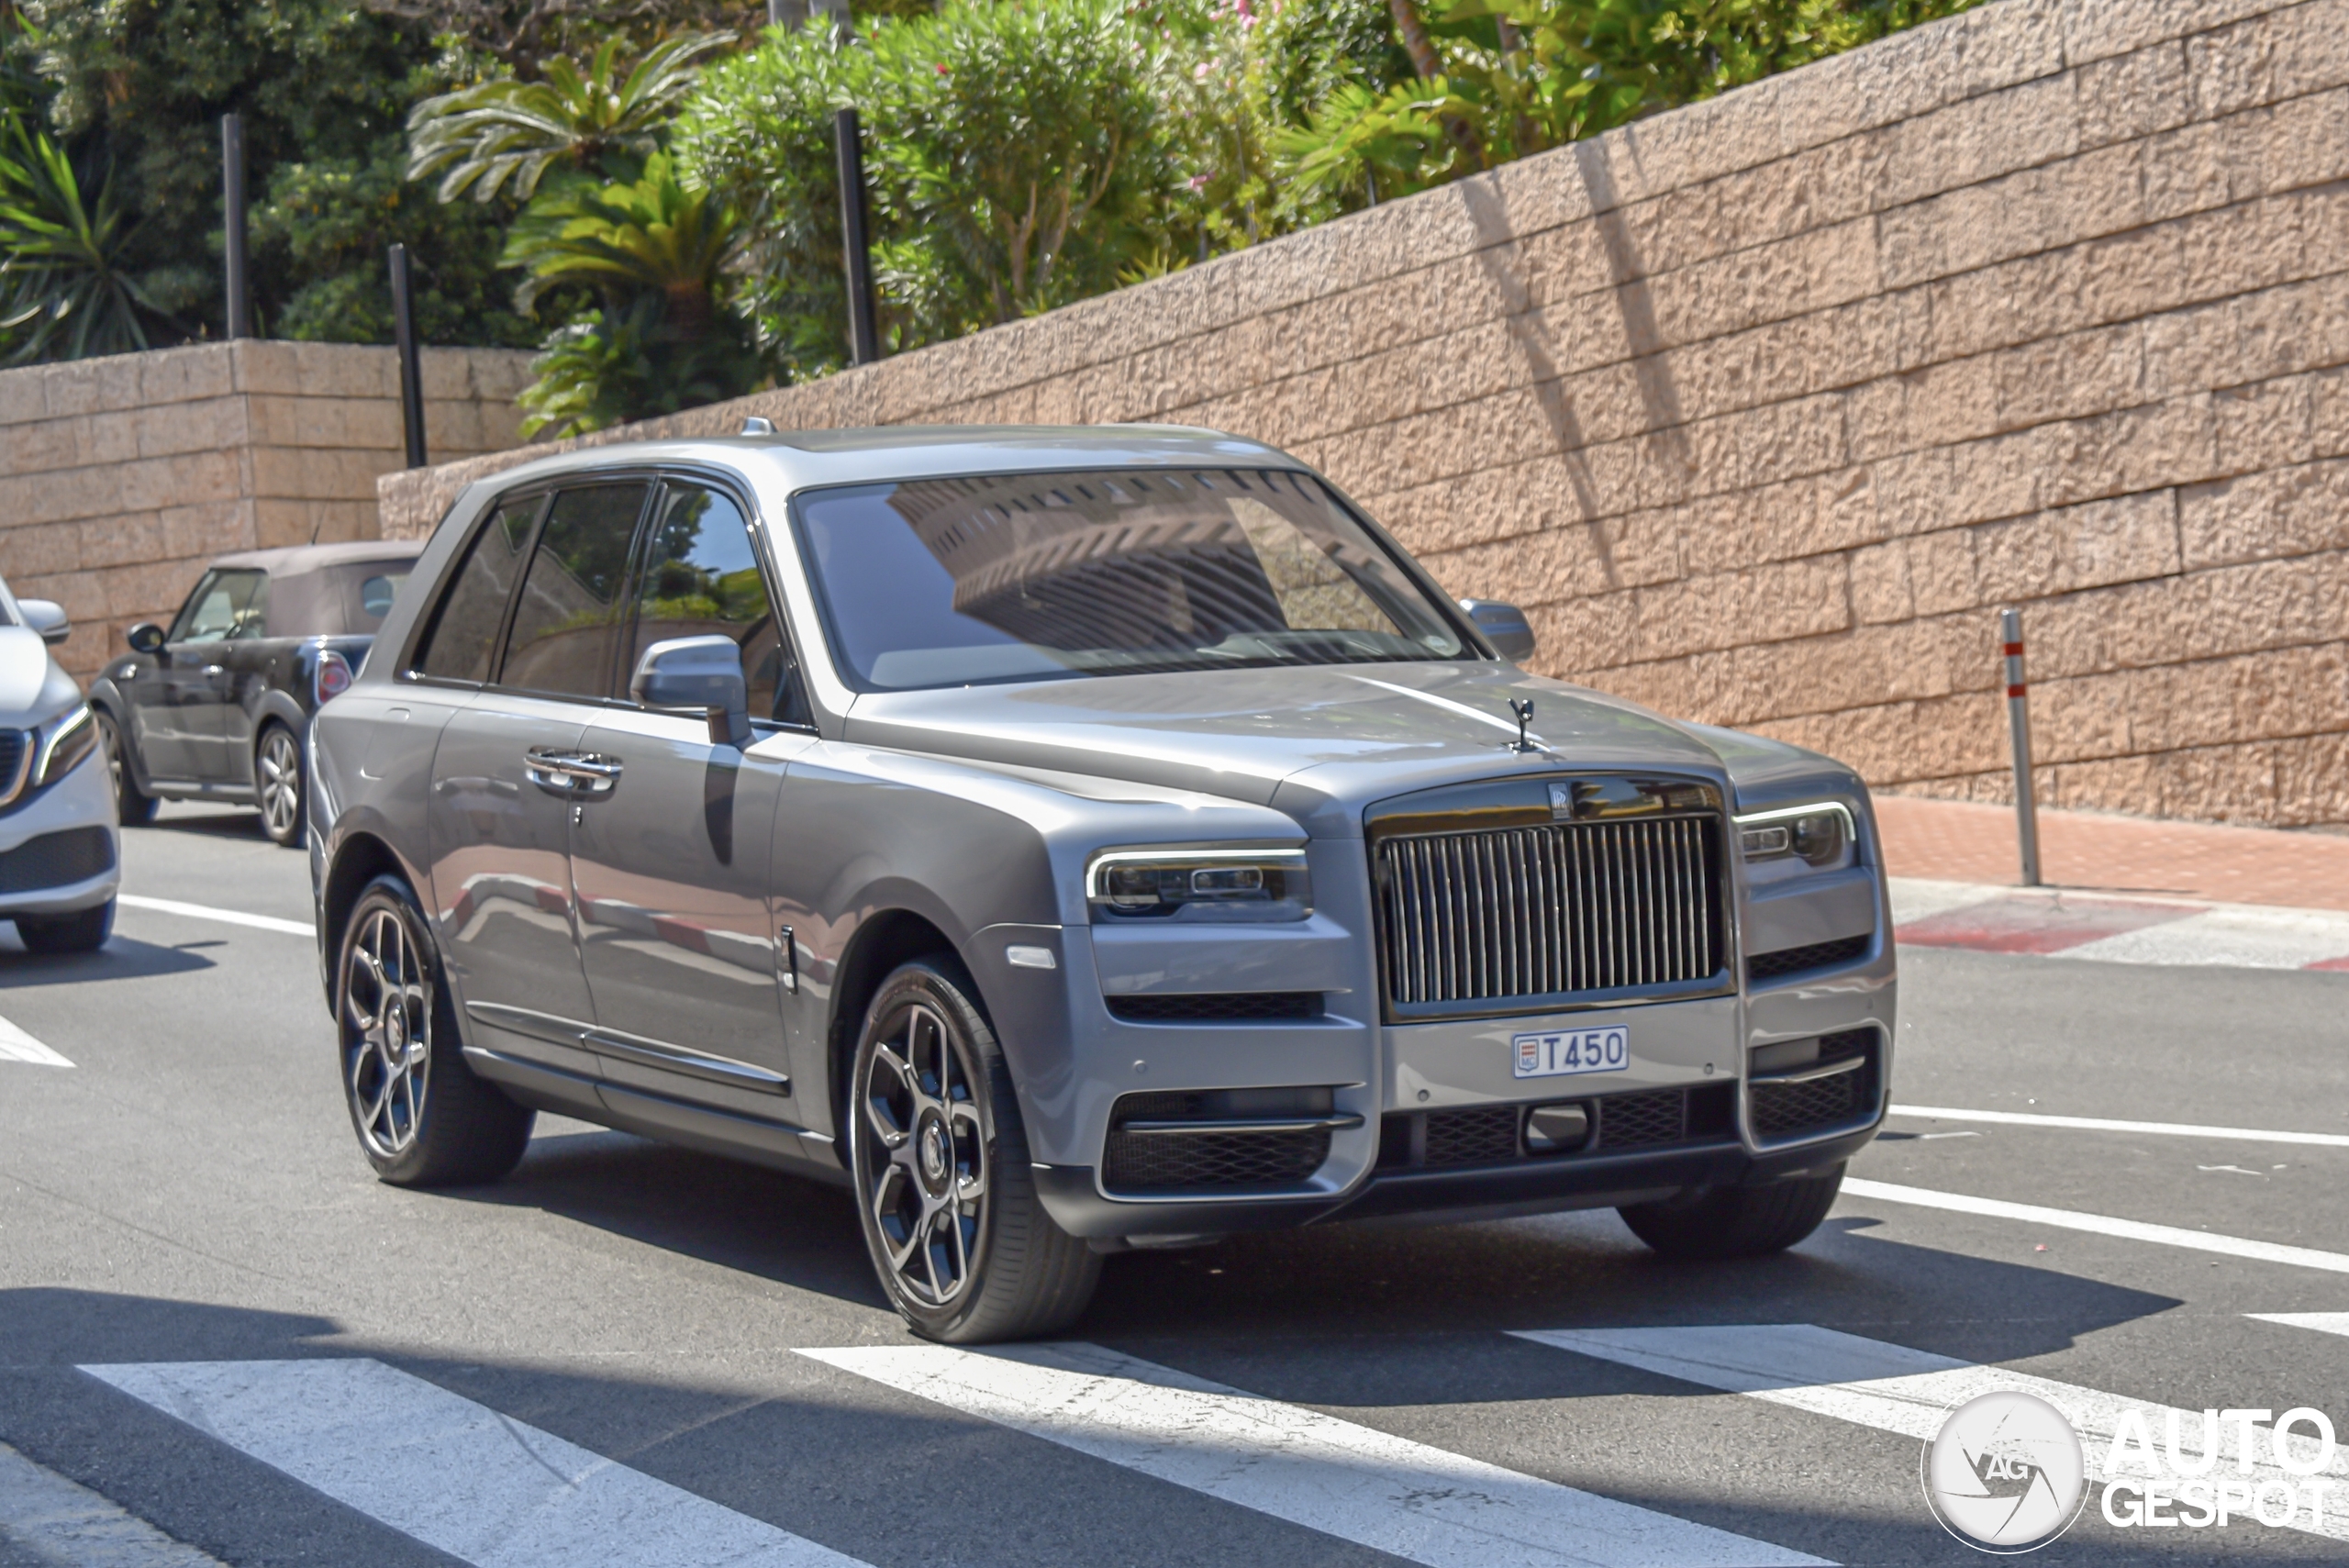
[934,62,950,75]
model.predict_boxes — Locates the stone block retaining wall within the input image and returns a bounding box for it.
[3,340,533,678]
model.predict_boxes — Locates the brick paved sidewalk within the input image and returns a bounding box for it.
[1872,795,2349,915]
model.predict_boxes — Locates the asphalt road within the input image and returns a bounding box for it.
[4,802,2347,1566]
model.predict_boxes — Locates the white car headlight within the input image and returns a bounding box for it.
[1085,847,1312,923]
[1734,802,1855,872]
[31,704,96,788]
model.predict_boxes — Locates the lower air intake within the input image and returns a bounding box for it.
[1101,1088,1331,1194]
[1749,1029,1880,1142]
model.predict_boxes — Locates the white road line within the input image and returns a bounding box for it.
[116,895,314,937]
[1517,1325,2348,1542]
[1841,1177,2349,1274]
[0,1013,70,1067]
[1889,1104,2349,1149]
[2248,1313,2349,1338]
[2063,905,2349,970]
[81,1360,866,1568]
[799,1341,1830,1568]
[0,1440,227,1567]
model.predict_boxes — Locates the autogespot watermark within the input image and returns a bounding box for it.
[1921,1393,2340,1552]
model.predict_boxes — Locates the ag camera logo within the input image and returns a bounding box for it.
[1923,1392,2088,1552]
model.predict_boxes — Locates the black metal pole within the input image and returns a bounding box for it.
[221,114,251,339]
[389,243,428,470]
[834,107,879,367]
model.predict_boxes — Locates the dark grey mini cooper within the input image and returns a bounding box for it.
[311,426,1892,1343]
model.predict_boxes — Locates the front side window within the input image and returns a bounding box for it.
[173,569,269,644]
[500,483,648,698]
[627,484,808,726]
[414,495,540,683]
[795,468,1464,691]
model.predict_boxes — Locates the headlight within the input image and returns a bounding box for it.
[31,704,96,788]
[1085,848,1312,922]
[1734,802,1854,870]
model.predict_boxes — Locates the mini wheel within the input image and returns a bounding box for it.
[95,711,155,827]
[256,723,306,847]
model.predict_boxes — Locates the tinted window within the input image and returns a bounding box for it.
[173,569,270,643]
[796,469,1464,691]
[415,496,539,682]
[628,485,808,726]
[340,566,409,630]
[500,483,647,698]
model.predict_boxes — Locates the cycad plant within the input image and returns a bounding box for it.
[407,32,733,204]
[0,115,175,362]
[504,152,761,437]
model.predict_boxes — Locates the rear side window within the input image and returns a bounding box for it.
[414,496,540,682]
[500,483,648,698]
[334,565,410,632]
[173,569,269,643]
[627,484,808,726]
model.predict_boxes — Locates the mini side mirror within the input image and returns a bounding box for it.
[126,621,165,655]
[631,634,751,748]
[1459,598,1536,662]
[19,599,70,646]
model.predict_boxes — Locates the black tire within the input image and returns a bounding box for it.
[255,723,306,847]
[1618,1162,1845,1261]
[17,899,113,954]
[95,710,156,827]
[848,957,1099,1343]
[336,873,532,1186]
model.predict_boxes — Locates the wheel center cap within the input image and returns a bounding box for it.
[384,1010,406,1052]
[919,1118,949,1188]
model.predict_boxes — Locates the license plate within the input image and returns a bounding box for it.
[1512,1026,1629,1079]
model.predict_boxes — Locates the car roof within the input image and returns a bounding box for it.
[458,424,1305,498]
[207,540,425,576]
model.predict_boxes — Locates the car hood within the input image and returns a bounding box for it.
[0,626,79,722]
[841,662,1836,835]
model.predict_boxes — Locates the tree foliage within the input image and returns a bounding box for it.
[407,31,731,204]
[0,116,179,362]
[1280,0,1984,201]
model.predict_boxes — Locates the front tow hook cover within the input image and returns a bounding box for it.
[1524,1102,1591,1153]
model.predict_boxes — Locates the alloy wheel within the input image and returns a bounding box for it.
[857,1000,989,1309]
[344,905,430,1158]
[258,728,301,839]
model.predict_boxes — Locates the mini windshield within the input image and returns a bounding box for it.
[795,468,1467,690]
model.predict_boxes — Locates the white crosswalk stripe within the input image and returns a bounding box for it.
[0,1440,225,1567]
[1517,1325,2349,1544]
[798,1340,1831,1568]
[1842,1177,2349,1274]
[0,1012,70,1066]
[81,1359,869,1568]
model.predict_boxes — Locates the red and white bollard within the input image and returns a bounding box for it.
[2001,606,2043,887]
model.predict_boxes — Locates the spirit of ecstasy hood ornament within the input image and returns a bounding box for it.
[1508,697,1538,752]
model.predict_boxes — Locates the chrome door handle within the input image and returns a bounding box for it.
[203,665,225,676]
[522,748,622,798]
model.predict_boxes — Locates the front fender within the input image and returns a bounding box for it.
[83,678,154,795]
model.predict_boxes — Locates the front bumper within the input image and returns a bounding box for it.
[1036,1119,1877,1240]
[0,746,119,917]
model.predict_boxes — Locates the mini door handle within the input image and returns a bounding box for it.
[203,665,225,676]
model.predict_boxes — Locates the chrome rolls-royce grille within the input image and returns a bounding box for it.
[1373,813,1725,1014]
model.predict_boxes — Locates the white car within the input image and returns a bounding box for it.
[0,577,118,952]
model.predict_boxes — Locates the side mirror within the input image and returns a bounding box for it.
[1458,598,1536,662]
[19,599,70,647]
[631,634,751,747]
[126,621,166,655]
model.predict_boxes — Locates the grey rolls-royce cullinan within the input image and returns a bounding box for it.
[311,426,1893,1342]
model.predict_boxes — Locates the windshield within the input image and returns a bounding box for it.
[795,468,1467,691]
